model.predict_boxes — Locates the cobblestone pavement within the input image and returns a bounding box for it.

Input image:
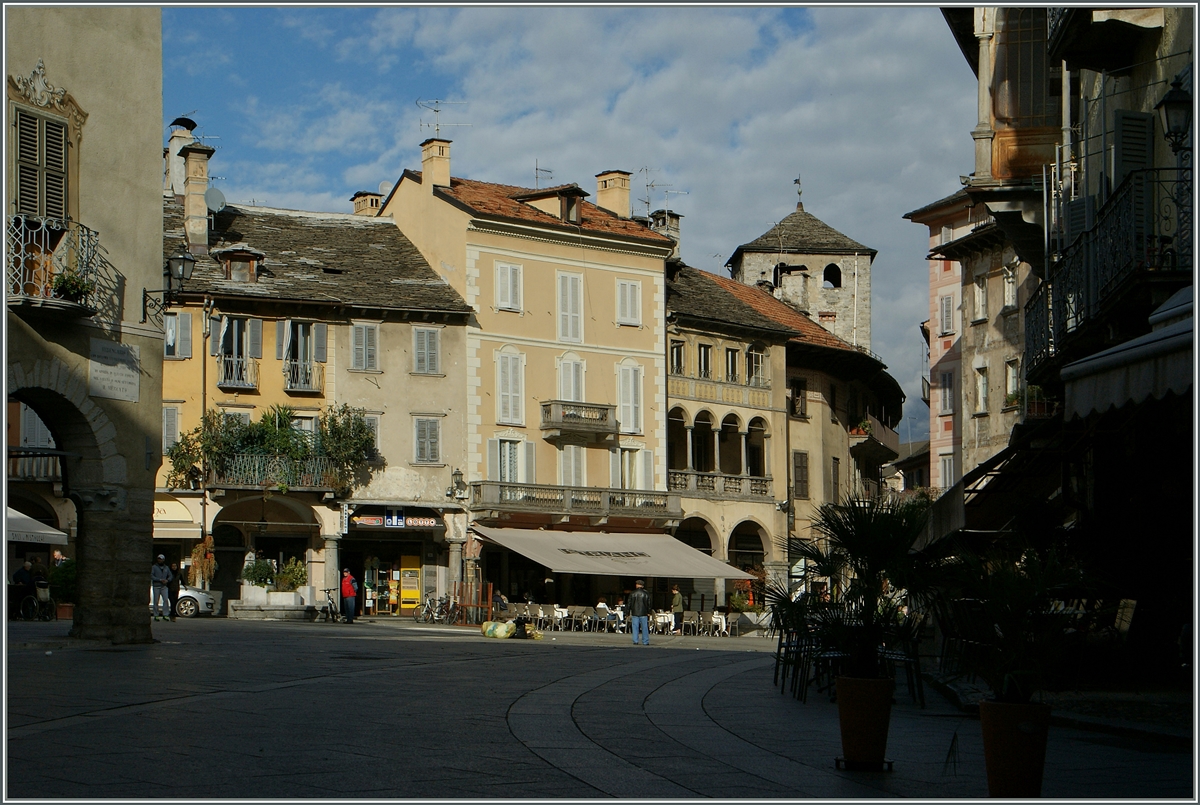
[6,618,1194,800]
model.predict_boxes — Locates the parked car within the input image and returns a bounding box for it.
[148,584,216,617]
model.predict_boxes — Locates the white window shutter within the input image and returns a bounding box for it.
[487,439,500,480]
[511,266,521,310]
[415,330,427,374]
[631,282,640,323]
[427,330,439,374]
[524,441,536,483]
[415,419,428,462]
[178,312,193,358]
[248,318,262,359]
[496,264,509,309]
[641,449,654,490]
[512,356,522,422]
[428,420,439,463]
[499,356,511,422]
[559,275,569,339]
[353,325,364,369]
[618,366,632,431]
[314,323,327,363]
[610,448,621,488]
[162,407,178,453]
[570,276,581,340]
[276,320,286,360]
[617,282,628,322]
[365,325,377,370]
[940,296,953,334]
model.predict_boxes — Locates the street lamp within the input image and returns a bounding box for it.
[1155,76,1193,155]
[446,467,468,500]
[143,250,197,322]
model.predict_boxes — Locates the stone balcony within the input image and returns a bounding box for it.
[540,400,618,442]
[469,481,681,525]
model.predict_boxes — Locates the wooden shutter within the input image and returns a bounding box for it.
[561,360,582,401]
[641,448,654,490]
[428,420,439,463]
[14,111,67,219]
[247,318,262,359]
[499,355,510,422]
[15,111,40,216]
[42,119,67,219]
[415,330,428,373]
[831,457,840,504]
[177,312,193,358]
[353,325,365,369]
[365,325,377,370]
[425,330,439,373]
[569,276,581,340]
[487,439,500,480]
[415,419,428,462]
[560,274,581,340]
[314,323,327,362]
[793,451,809,499]
[610,448,621,488]
[524,441,536,484]
[496,264,509,308]
[1114,110,1154,189]
[510,266,521,310]
[939,296,953,334]
[162,407,179,454]
[276,320,286,360]
[629,367,641,432]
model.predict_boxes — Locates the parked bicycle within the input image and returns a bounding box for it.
[20,580,56,622]
[412,595,458,624]
[321,587,345,623]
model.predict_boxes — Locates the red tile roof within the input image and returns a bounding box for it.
[410,171,673,245]
[706,272,856,352]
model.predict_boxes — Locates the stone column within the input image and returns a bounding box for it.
[712,428,720,473]
[445,510,468,587]
[685,425,694,471]
[323,536,340,597]
[739,431,749,476]
[972,7,995,180]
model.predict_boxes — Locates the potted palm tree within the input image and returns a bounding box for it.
[784,494,936,770]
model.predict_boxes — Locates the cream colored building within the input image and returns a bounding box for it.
[6,7,164,642]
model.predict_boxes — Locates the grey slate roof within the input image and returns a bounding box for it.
[728,203,877,265]
[163,196,471,315]
[665,262,794,339]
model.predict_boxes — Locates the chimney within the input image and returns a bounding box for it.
[421,138,451,191]
[179,141,215,254]
[650,209,682,258]
[351,191,383,216]
[166,125,194,199]
[595,170,631,218]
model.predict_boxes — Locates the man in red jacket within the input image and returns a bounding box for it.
[340,568,359,624]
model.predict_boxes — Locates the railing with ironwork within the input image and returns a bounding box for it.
[213,454,339,490]
[6,215,101,310]
[469,481,681,518]
[1046,7,1072,51]
[1025,281,1054,371]
[540,400,618,437]
[667,470,773,499]
[217,356,259,390]
[8,454,62,482]
[283,360,324,393]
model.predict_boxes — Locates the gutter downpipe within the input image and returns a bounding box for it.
[200,295,212,587]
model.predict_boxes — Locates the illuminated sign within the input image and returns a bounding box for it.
[385,507,405,528]
[405,517,438,528]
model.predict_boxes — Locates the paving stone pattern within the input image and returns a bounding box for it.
[6,619,1193,799]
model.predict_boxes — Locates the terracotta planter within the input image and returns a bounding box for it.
[56,602,74,620]
[979,700,1052,798]
[835,676,894,770]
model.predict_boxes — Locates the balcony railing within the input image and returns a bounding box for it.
[667,470,772,500]
[8,454,62,483]
[212,454,339,490]
[283,360,324,393]
[848,413,900,464]
[6,215,101,313]
[1027,167,1192,376]
[469,481,681,520]
[217,356,259,391]
[540,400,618,440]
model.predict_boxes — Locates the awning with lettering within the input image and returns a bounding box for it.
[153,494,202,540]
[7,508,68,545]
[470,525,755,579]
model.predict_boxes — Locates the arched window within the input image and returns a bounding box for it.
[823,264,842,289]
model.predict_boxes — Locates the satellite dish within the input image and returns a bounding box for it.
[205,187,226,213]
[170,116,198,131]
[378,181,392,195]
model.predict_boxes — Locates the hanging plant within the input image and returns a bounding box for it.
[189,536,217,587]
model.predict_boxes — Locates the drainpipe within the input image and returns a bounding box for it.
[200,295,212,589]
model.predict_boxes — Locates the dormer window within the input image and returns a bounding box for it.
[562,194,581,224]
[228,257,255,283]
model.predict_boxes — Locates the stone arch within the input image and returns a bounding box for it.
[718,413,742,475]
[8,356,150,643]
[667,406,689,471]
[692,410,717,472]
[673,515,718,556]
[747,416,769,478]
[728,519,772,568]
[823,264,842,289]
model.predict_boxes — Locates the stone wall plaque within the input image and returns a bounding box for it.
[89,338,140,402]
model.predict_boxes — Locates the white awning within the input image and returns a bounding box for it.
[6,508,68,545]
[471,525,755,579]
[153,494,202,540]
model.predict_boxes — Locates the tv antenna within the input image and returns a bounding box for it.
[636,167,672,219]
[416,98,471,138]
[663,188,689,207]
[534,159,553,189]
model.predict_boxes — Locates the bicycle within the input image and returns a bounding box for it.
[20,581,56,622]
[321,587,345,623]
[413,595,456,624]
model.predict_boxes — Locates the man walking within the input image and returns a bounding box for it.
[151,554,172,621]
[628,579,652,646]
[340,568,359,624]
[166,561,183,621]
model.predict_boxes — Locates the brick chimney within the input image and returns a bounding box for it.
[421,138,451,192]
[351,191,383,216]
[595,170,631,217]
[179,141,215,254]
[166,125,194,199]
[650,209,682,258]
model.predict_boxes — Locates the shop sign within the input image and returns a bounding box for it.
[352,515,384,527]
[405,516,439,528]
[385,507,406,528]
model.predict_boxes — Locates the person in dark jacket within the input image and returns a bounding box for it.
[340,568,359,624]
[670,584,684,635]
[151,555,172,621]
[167,561,183,621]
[627,579,652,646]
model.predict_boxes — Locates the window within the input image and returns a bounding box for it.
[725,348,739,383]
[618,363,642,434]
[791,378,808,417]
[20,404,55,449]
[227,257,255,283]
[488,438,534,483]
[973,273,988,321]
[364,414,381,456]
[277,320,327,364]
[975,367,989,413]
[559,443,585,486]
[993,8,1055,128]
[496,262,522,311]
[615,447,655,490]
[669,341,685,375]
[162,407,179,454]
[616,280,641,325]
[558,272,583,342]
[215,316,262,387]
[746,347,766,387]
[939,295,954,334]
[940,372,955,414]
[414,418,441,463]
[1006,360,1020,398]
[940,224,953,245]
[697,344,712,379]
[559,356,583,402]
[562,194,581,224]
[792,451,809,499]
[1003,267,1018,308]
[497,350,523,424]
[940,455,956,487]
[414,328,439,374]
[164,312,192,359]
[15,109,68,219]
[220,409,251,426]
[352,323,379,371]
[823,264,842,289]
[831,457,840,503]
[291,415,317,449]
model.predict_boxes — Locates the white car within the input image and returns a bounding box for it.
[148,584,216,617]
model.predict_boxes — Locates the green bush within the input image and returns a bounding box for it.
[49,559,77,604]
[274,557,308,592]
[240,558,275,587]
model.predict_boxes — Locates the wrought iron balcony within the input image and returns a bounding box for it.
[6,215,100,314]
[217,356,259,391]
[283,360,324,393]
[540,400,618,441]
[211,454,339,491]
[469,481,681,521]
[667,470,772,500]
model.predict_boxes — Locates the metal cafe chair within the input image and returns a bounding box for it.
[682,611,701,636]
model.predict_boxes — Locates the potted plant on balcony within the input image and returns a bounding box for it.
[50,269,94,304]
[784,494,936,770]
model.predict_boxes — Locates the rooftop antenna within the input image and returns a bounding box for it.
[416,98,471,139]
[663,188,689,208]
[637,166,670,219]
[535,159,553,189]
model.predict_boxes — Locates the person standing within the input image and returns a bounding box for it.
[340,568,359,624]
[670,584,684,635]
[151,554,172,622]
[166,561,182,621]
[628,579,652,646]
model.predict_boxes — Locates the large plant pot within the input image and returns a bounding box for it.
[979,700,1052,797]
[835,676,894,770]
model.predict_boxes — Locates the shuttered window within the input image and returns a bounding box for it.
[560,443,585,486]
[1113,110,1154,189]
[496,262,522,311]
[793,451,809,499]
[15,109,68,219]
[352,324,378,370]
[939,295,954,334]
[415,418,440,463]
[488,439,522,482]
[162,407,179,454]
[558,273,583,342]
[414,328,439,373]
[164,312,193,359]
[560,359,583,401]
[498,352,523,424]
[940,372,955,414]
[616,280,641,325]
[618,364,642,434]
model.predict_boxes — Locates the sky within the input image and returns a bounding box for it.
[163,5,979,443]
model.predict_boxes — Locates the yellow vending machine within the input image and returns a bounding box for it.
[400,554,421,611]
